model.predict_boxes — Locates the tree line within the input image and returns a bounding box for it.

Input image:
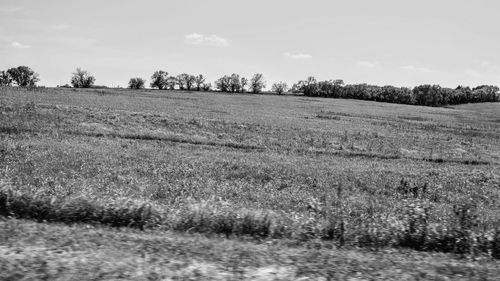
[1,65,498,106]
[291,77,500,106]
[67,68,267,93]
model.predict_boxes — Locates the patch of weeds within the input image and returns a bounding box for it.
[398,200,430,250]
[171,199,281,239]
[397,178,428,198]
[316,114,341,120]
[398,115,428,122]
[422,157,490,165]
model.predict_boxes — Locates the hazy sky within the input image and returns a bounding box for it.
[1,0,499,88]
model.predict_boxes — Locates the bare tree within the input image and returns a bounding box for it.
[249,73,266,93]
[271,81,288,94]
[71,68,95,88]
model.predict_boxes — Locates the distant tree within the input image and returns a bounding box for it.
[315,80,345,97]
[240,77,248,93]
[166,76,177,90]
[201,82,212,91]
[472,85,499,93]
[0,70,12,86]
[293,76,317,96]
[229,73,242,92]
[150,70,168,89]
[175,74,185,90]
[379,85,413,104]
[185,74,196,91]
[7,66,39,87]
[249,73,266,93]
[285,75,498,106]
[472,85,500,102]
[215,75,232,92]
[332,79,344,97]
[333,79,344,86]
[271,81,288,94]
[70,68,95,88]
[128,77,146,89]
[454,86,472,104]
[413,85,444,107]
[176,73,195,90]
[194,74,206,91]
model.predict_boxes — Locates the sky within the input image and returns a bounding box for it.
[1,0,500,88]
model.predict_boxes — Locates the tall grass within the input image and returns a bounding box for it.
[2,183,500,258]
[0,184,160,229]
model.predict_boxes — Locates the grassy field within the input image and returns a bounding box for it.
[1,86,500,280]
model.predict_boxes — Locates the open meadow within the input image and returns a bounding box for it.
[1,86,500,280]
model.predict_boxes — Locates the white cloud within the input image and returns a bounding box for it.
[51,24,71,30]
[185,33,230,47]
[400,65,433,73]
[11,41,31,49]
[356,60,381,69]
[283,52,312,59]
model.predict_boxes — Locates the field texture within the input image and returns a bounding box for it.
[1,86,500,280]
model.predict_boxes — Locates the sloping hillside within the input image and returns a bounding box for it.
[1,87,500,280]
